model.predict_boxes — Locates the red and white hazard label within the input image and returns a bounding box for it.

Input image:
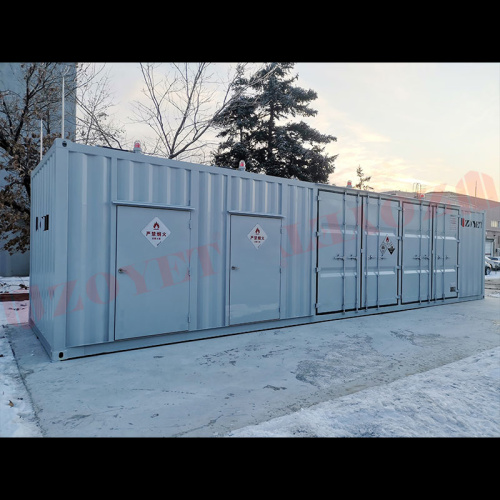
[247,224,267,249]
[141,217,171,247]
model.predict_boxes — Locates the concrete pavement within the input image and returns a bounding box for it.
[5,289,500,437]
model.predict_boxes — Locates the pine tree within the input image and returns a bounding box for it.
[212,63,337,183]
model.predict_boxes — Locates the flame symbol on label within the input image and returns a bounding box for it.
[255,227,260,234]
[153,222,160,229]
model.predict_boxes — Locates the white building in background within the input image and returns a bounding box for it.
[0,62,76,276]
[424,192,500,257]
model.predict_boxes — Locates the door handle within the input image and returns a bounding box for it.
[231,266,239,270]
[118,268,127,274]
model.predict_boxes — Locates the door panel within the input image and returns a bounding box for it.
[362,197,399,308]
[115,206,191,340]
[229,215,281,325]
[402,202,432,303]
[316,191,360,313]
[433,206,459,299]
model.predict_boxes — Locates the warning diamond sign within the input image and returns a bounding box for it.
[141,217,171,247]
[380,235,395,256]
[248,224,267,249]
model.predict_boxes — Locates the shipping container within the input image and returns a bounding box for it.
[30,140,485,360]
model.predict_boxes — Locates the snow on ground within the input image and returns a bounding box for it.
[1,276,42,436]
[0,276,29,295]
[485,271,500,279]
[485,270,500,299]
[229,347,500,437]
[1,274,499,438]
[1,296,42,437]
[0,325,42,437]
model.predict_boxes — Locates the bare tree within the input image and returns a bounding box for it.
[0,63,69,254]
[132,63,276,163]
[355,165,374,190]
[75,63,126,148]
[0,63,123,255]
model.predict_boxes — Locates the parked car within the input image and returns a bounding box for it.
[486,256,500,271]
[485,260,492,275]
[488,256,500,270]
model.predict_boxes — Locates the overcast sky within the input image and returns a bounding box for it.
[105,62,499,201]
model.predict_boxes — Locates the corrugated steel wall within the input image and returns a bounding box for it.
[31,144,317,349]
[282,184,315,319]
[228,175,282,214]
[30,152,58,346]
[29,140,486,360]
[66,151,112,347]
[459,209,485,298]
[116,158,191,205]
[195,170,227,330]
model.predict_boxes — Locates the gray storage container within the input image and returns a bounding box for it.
[30,139,485,360]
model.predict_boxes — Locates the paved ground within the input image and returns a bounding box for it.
[5,288,500,437]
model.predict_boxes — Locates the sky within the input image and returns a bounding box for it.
[104,62,499,201]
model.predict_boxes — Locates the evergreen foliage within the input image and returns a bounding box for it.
[212,63,337,183]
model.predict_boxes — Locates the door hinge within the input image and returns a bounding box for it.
[315,267,321,273]
[315,302,321,308]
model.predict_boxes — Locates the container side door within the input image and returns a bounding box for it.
[114,206,191,340]
[316,191,360,313]
[229,215,281,325]
[362,197,399,308]
[401,202,432,303]
[433,206,459,299]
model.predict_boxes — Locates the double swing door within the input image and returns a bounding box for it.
[316,191,399,314]
[401,202,458,303]
[316,191,459,314]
